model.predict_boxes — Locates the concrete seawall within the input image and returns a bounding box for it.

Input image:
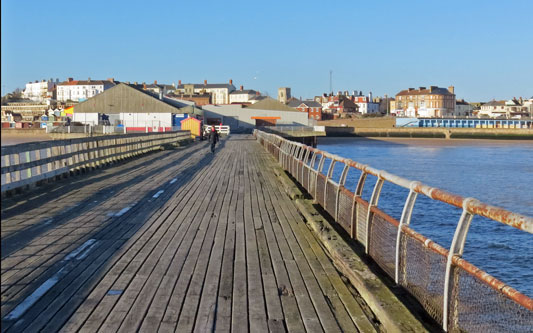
[325,126,533,139]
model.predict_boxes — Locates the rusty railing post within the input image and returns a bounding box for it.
[301,148,311,186]
[442,197,477,332]
[394,181,420,284]
[324,160,336,210]
[365,174,385,254]
[351,170,367,240]
[336,164,350,222]
[315,154,325,203]
[308,152,317,194]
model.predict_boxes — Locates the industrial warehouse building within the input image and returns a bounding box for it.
[203,98,310,132]
[72,83,200,131]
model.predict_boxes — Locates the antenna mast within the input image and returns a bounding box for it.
[329,70,332,94]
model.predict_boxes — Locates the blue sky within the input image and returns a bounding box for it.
[2,0,532,101]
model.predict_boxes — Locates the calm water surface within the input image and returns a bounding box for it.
[318,137,533,297]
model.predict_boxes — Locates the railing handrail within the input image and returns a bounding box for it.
[259,133,532,233]
[1,131,191,193]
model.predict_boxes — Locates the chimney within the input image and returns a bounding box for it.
[143,82,146,89]
[134,81,138,85]
[229,79,233,85]
[204,80,207,85]
[154,80,157,85]
[368,91,373,101]
[419,86,426,90]
[448,86,454,94]
[240,85,243,91]
[88,77,91,82]
[256,91,260,96]
[107,78,114,83]
[67,78,73,82]
[408,88,414,92]
[178,80,182,85]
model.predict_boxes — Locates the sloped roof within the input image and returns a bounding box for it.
[301,100,322,108]
[483,100,505,106]
[74,83,189,114]
[396,86,454,96]
[58,80,116,87]
[177,83,236,90]
[287,99,303,107]
[244,97,298,111]
[230,89,257,95]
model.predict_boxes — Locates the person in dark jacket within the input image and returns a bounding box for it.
[208,126,219,153]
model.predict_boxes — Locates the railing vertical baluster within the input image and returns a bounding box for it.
[301,148,310,187]
[351,171,367,239]
[308,152,317,194]
[442,198,476,332]
[324,160,336,210]
[365,175,384,254]
[336,164,350,222]
[394,182,420,284]
[315,154,325,203]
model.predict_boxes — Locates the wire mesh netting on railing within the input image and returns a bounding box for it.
[449,264,533,332]
[254,129,533,333]
[368,209,398,278]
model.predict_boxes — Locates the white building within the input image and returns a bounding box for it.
[23,79,58,102]
[229,86,258,104]
[353,92,379,114]
[57,78,116,102]
[176,79,236,104]
[478,99,530,118]
[454,99,473,117]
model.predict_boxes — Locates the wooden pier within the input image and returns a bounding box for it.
[1,135,380,332]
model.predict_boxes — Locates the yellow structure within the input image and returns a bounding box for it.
[180,117,201,138]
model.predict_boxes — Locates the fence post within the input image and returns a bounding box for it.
[308,152,317,194]
[301,148,311,186]
[394,181,420,284]
[314,154,325,203]
[324,160,336,211]
[442,198,476,332]
[364,174,385,254]
[335,164,350,222]
[351,171,367,239]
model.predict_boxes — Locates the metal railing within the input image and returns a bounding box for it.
[1,131,191,194]
[203,125,231,135]
[254,130,533,332]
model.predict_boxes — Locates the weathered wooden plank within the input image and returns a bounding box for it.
[193,154,238,332]
[172,153,235,332]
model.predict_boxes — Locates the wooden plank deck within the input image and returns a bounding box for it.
[1,135,376,332]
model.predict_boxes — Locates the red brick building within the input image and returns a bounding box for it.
[288,100,323,120]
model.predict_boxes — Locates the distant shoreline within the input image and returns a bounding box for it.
[318,136,533,146]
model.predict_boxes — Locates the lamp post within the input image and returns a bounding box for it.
[385,94,389,116]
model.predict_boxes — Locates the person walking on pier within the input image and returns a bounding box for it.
[208,126,219,153]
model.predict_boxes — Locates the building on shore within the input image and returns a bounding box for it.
[288,100,323,120]
[23,79,59,102]
[478,98,530,118]
[57,78,117,102]
[455,99,473,117]
[203,103,309,130]
[229,86,259,104]
[394,86,456,117]
[175,80,236,104]
[72,83,198,130]
[353,91,379,114]
[278,87,291,104]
